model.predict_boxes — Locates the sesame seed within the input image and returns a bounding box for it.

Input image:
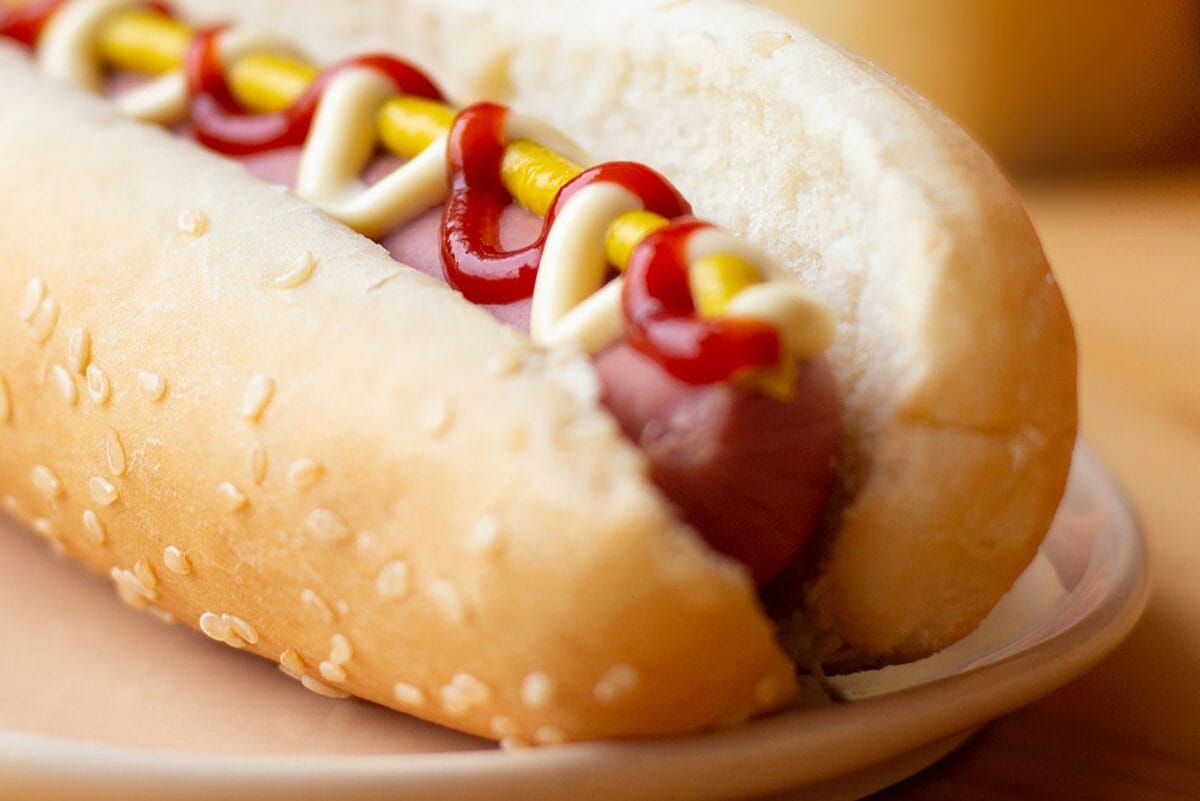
[453,672,491,705]
[426,577,467,625]
[301,675,349,699]
[439,687,467,715]
[490,716,520,738]
[0,374,10,423]
[133,558,158,592]
[439,673,491,715]
[163,545,191,575]
[301,588,334,623]
[532,726,568,746]
[594,664,640,703]
[31,465,63,500]
[223,631,247,649]
[177,209,208,236]
[113,580,149,610]
[216,482,248,513]
[278,663,304,680]
[286,458,323,491]
[466,515,504,558]
[85,365,111,405]
[18,278,45,322]
[419,395,455,437]
[275,251,317,289]
[89,476,119,506]
[319,660,347,683]
[32,517,57,540]
[82,510,106,544]
[30,297,59,344]
[393,682,426,706]
[304,508,349,542]
[198,611,230,641]
[334,598,350,616]
[137,371,166,402]
[67,328,91,374]
[329,633,352,665]
[279,649,306,679]
[110,570,138,600]
[224,614,259,645]
[240,374,274,422]
[112,566,157,603]
[521,672,557,709]
[375,560,411,600]
[49,364,77,405]
[247,442,268,485]
[1,495,18,514]
[753,673,787,710]
[105,428,126,476]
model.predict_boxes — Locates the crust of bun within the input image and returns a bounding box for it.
[0,0,1077,743]
[0,45,797,742]
[170,0,1076,668]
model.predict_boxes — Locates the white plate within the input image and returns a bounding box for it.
[0,443,1148,801]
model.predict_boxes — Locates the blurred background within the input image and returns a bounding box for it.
[754,2,1200,797]
[755,0,1200,172]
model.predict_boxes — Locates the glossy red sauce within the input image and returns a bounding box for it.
[623,219,782,385]
[2,9,844,585]
[0,0,66,46]
[184,27,442,156]
[441,102,693,307]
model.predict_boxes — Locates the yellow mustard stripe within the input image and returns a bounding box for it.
[94,8,190,75]
[604,210,669,272]
[377,96,455,158]
[498,140,582,218]
[92,8,764,289]
[689,254,762,317]
[228,51,316,112]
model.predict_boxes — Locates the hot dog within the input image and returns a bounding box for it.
[0,0,1077,745]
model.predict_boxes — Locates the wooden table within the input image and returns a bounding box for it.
[872,166,1200,799]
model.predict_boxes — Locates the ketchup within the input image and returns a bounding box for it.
[623,221,782,385]
[184,27,443,156]
[1,0,842,589]
[0,1,169,48]
[0,0,63,46]
[439,102,693,305]
[2,0,798,385]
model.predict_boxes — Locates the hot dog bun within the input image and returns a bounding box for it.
[169,0,1077,665]
[0,0,1076,744]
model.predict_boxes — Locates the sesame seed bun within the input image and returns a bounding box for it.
[171,0,1077,665]
[0,0,1075,742]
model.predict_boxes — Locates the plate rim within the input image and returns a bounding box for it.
[0,442,1150,801]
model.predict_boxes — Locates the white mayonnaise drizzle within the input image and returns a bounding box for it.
[36,0,833,363]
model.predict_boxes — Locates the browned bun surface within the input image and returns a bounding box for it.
[173,0,1075,668]
[0,42,795,742]
[0,0,1075,743]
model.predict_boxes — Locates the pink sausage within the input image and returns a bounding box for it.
[240,147,842,584]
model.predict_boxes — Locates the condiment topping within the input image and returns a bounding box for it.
[0,0,63,46]
[0,0,836,390]
[442,101,692,305]
[185,25,443,157]
[624,220,781,385]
